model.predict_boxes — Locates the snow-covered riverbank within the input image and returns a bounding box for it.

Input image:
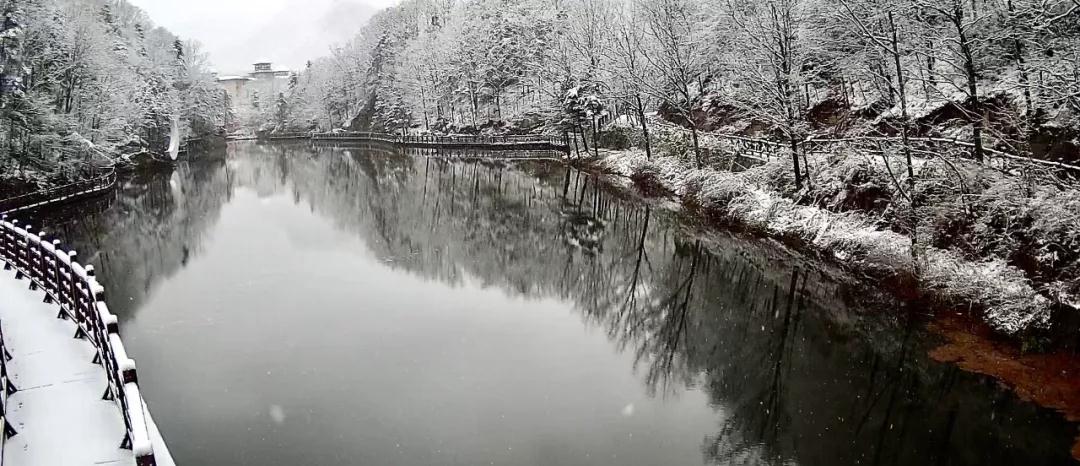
[575,148,1075,337]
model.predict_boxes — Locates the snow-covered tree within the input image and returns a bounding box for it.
[639,0,709,167]
[0,0,225,188]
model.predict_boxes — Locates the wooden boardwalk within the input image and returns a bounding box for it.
[0,269,173,465]
[0,169,117,215]
[310,132,572,151]
[0,219,170,465]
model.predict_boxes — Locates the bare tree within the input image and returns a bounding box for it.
[605,2,657,159]
[835,0,921,270]
[722,0,814,188]
[911,0,993,162]
[639,0,709,168]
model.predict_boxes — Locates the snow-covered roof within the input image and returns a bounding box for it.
[217,75,252,82]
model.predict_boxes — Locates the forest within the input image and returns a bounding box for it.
[0,0,1077,335]
[279,0,1078,159]
[268,0,1080,337]
[0,0,224,190]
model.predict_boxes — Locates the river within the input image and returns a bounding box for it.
[29,141,1078,465]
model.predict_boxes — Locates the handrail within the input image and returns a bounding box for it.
[695,130,1080,173]
[0,218,156,465]
[0,318,12,456]
[311,131,571,150]
[265,132,313,140]
[0,169,118,214]
[800,136,1080,173]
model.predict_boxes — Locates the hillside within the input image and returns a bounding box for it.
[0,0,224,193]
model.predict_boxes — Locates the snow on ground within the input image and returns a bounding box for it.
[589,149,1053,334]
[0,269,173,465]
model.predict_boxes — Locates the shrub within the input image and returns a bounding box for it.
[590,146,1063,335]
[597,126,634,150]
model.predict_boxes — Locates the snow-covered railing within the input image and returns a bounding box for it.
[0,218,157,466]
[225,134,259,141]
[312,131,400,144]
[265,131,313,140]
[0,168,117,214]
[799,136,1080,173]
[696,130,1080,174]
[311,131,571,151]
[0,319,13,457]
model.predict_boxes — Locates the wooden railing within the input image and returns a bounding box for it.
[265,132,312,140]
[800,136,1080,173]
[0,169,118,214]
[311,132,571,151]
[312,132,399,143]
[0,319,13,457]
[0,218,157,465]
[649,120,1080,174]
[700,132,1080,174]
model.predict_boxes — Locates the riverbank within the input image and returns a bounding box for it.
[571,148,1078,340]
[569,147,1080,461]
[38,141,1080,464]
[0,135,229,201]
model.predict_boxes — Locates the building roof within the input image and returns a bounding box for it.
[217,76,253,82]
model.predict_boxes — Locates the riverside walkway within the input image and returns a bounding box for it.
[0,173,172,465]
[0,169,117,214]
[0,269,172,465]
[270,131,573,152]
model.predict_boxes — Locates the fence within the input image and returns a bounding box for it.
[312,132,399,143]
[265,132,313,140]
[0,169,118,214]
[800,136,1080,174]
[0,218,157,466]
[311,132,571,151]
[702,132,1080,174]
[0,319,12,457]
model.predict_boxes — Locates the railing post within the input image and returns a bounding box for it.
[51,240,66,314]
[0,216,8,269]
[67,250,84,326]
[17,224,31,278]
[32,230,44,288]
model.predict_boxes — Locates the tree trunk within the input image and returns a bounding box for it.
[578,122,589,153]
[954,2,984,162]
[571,128,581,158]
[689,124,702,169]
[471,90,478,127]
[591,115,599,159]
[889,11,919,273]
[635,94,652,159]
[789,137,803,190]
[1006,0,1033,119]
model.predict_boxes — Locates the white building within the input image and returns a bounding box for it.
[218,61,293,114]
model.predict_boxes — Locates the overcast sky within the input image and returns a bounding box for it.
[129,0,399,74]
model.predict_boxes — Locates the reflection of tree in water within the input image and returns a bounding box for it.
[37,158,233,319]
[703,266,804,465]
[618,237,701,397]
[271,146,1074,466]
[244,145,1075,466]
[40,144,1078,466]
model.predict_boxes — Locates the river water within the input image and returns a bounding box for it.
[32,142,1077,465]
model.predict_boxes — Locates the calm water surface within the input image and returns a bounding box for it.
[34,142,1077,465]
